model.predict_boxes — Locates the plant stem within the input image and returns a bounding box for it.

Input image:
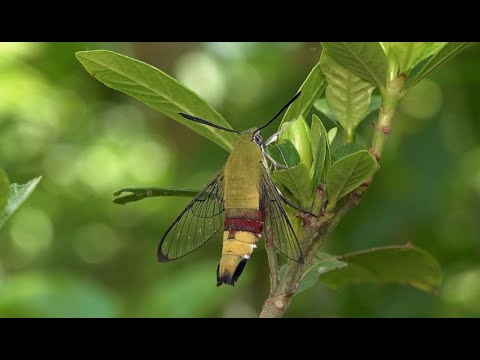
[345,128,356,144]
[259,74,406,318]
[259,257,304,318]
[370,105,395,163]
[370,74,405,162]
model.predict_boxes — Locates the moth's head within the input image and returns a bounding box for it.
[240,128,263,147]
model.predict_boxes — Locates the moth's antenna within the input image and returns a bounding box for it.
[257,92,301,131]
[178,113,240,134]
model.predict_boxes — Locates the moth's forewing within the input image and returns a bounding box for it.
[157,170,225,261]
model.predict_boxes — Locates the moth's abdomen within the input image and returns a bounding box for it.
[217,209,265,287]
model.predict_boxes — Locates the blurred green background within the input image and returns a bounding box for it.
[0,42,478,317]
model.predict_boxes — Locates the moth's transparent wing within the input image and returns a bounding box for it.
[261,165,304,263]
[157,171,225,262]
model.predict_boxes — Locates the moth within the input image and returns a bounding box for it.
[158,92,312,286]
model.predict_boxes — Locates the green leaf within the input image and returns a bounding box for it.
[379,42,390,53]
[76,50,237,153]
[327,127,338,145]
[368,95,382,115]
[113,187,199,205]
[268,140,301,168]
[310,115,328,191]
[281,61,327,126]
[284,245,442,297]
[320,53,375,137]
[0,176,42,230]
[314,98,338,126]
[321,42,387,88]
[388,42,447,73]
[326,150,377,209]
[314,95,381,127]
[0,169,10,214]
[273,163,312,209]
[331,143,364,163]
[405,42,471,90]
[279,116,312,169]
[320,244,443,294]
[295,252,347,296]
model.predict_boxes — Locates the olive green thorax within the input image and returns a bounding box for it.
[223,128,264,210]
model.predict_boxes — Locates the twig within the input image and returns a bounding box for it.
[112,187,198,205]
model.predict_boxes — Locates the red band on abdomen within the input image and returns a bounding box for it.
[225,209,265,221]
[224,218,264,234]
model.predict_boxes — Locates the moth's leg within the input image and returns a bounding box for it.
[277,192,316,217]
[263,149,288,170]
[271,184,317,217]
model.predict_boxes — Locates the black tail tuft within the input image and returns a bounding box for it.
[216,259,248,287]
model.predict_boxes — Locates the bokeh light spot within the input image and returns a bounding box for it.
[126,140,171,183]
[401,79,443,120]
[443,269,480,313]
[43,144,80,186]
[459,147,480,195]
[227,63,263,107]
[0,42,40,64]
[78,144,122,191]
[175,51,225,106]
[205,42,256,60]
[73,223,122,264]
[9,207,53,257]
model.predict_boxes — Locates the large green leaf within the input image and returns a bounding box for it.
[320,53,375,136]
[113,187,199,205]
[76,50,237,152]
[321,42,387,88]
[273,163,312,209]
[279,116,312,169]
[0,169,9,214]
[405,42,471,89]
[320,244,442,294]
[310,115,328,190]
[387,42,447,73]
[281,61,326,126]
[326,150,377,209]
[0,176,42,230]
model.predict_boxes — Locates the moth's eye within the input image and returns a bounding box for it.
[253,133,263,145]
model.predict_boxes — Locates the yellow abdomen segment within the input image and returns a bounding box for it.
[217,230,259,286]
